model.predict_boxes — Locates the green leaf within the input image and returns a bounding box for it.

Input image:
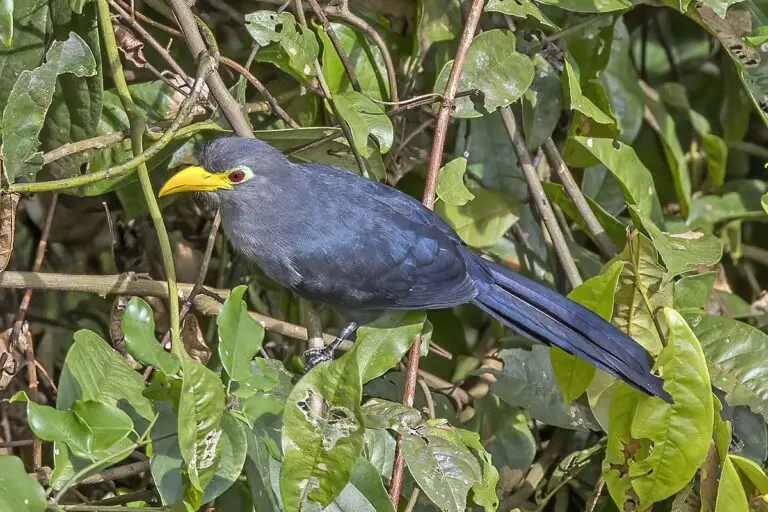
[485,0,556,28]
[454,429,500,512]
[57,330,153,421]
[402,425,481,512]
[246,11,318,77]
[488,346,599,430]
[568,136,665,226]
[0,0,12,46]
[562,59,614,125]
[551,260,624,403]
[72,400,133,454]
[522,61,562,149]
[434,29,534,118]
[762,193,768,215]
[121,297,180,375]
[537,0,630,12]
[641,87,691,217]
[436,157,474,206]
[280,351,364,511]
[684,313,768,422]
[541,181,627,246]
[730,454,768,494]
[612,232,671,355]
[217,285,265,383]
[630,207,723,285]
[715,456,750,512]
[346,457,396,512]
[333,90,393,157]
[1,31,97,181]
[674,271,717,311]
[0,456,46,512]
[701,133,727,187]
[418,0,462,47]
[178,357,226,494]
[362,399,423,431]
[602,18,643,142]
[603,308,714,509]
[319,22,390,100]
[435,188,520,248]
[12,392,133,460]
[350,312,426,384]
[0,0,48,114]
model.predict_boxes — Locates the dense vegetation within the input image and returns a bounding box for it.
[1,0,768,510]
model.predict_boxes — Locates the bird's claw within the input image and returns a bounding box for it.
[303,346,335,372]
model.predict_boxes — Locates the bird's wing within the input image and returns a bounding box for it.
[289,164,478,311]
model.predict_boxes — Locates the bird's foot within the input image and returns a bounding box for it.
[303,346,336,372]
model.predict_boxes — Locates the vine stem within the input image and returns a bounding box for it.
[388,0,486,507]
[96,0,183,356]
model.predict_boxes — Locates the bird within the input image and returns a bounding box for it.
[159,136,671,401]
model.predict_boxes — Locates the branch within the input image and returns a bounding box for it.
[543,139,617,258]
[43,131,126,165]
[389,0,485,506]
[6,62,215,194]
[97,0,183,355]
[499,106,582,289]
[166,0,254,138]
[305,0,362,94]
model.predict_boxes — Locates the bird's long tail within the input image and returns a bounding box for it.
[470,256,671,402]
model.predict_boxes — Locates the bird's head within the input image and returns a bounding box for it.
[158,136,286,202]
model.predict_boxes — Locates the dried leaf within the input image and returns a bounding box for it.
[0,192,19,271]
[114,23,146,68]
[0,323,30,392]
[182,313,210,364]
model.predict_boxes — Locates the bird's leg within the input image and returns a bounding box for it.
[303,322,358,371]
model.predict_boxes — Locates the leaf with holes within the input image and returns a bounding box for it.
[217,285,265,383]
[121,297,179,375]
[246,10,318,77]
[178,357,226,496]
[435,29,534,118]
[280,351,364,511]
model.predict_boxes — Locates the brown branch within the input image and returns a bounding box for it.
[389,0,485,507]
[305,0,362,94]
[9,193,58,471]
[43,132,127,165]
[219,57,300,128]
[109,0,192,88]
[166,0,254,138]
[500,107,582,289]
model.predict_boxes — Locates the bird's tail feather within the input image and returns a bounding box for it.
[471,257,671,402]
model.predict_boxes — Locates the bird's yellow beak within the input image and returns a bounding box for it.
[158,166,232,197]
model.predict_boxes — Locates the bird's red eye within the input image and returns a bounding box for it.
[228,170,246,183]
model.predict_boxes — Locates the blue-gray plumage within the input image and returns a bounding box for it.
[162,136,671,401]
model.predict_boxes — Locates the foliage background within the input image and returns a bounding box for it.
[0,0,768,510]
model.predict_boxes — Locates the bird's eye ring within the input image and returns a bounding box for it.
[228,170,246,183]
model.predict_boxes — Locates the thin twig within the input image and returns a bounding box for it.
[167,0,254,138]
[543,139,616,258]
[389,2,485,507]
[500,107,582,289]
[9,193,57,470]
[219,57,300,128]
[306,0,362,93]
[109,0,192,88]
[43,132,127,165]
